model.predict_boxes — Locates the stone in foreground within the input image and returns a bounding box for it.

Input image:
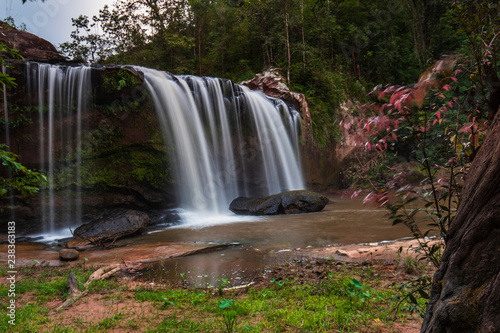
[73,209,149,245]
[229,190,329,215]
[59,249,79,261]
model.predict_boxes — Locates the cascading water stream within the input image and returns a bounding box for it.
[9,63,303,234]
[27,62,91,234]
[138,67,304,222]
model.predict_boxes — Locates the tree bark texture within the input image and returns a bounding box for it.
[421,109,500,332]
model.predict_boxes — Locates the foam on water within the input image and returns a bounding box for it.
[27,226,77,243]
[172,208,262,229]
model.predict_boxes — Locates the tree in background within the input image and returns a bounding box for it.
[59,0,463,148]
[59,15,112,63]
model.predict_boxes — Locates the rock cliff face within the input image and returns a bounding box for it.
[0,21,65,62]
[1,63,176,230]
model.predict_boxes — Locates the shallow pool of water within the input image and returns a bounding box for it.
[139,195,413,246]
[138,195,423,286]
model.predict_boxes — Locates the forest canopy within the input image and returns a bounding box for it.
[60,0,467,84]
[58,0,483,146]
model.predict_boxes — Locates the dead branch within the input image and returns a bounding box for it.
[50,264,123,315]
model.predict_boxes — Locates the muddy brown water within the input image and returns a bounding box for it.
[136,195,425,287]
[2,195,429,287]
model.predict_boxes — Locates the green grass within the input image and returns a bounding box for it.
[0,261,423,332]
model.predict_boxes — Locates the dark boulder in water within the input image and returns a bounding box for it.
[73,209,149,245]
[229,190,329,215]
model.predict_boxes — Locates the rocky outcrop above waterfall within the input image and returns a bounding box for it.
[71,209,149,246]
[0,21,65,62]
[229,190,329,215]
[241,68,312,140]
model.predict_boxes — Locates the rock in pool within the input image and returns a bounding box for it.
[72,209,149,245]
[229,190,329,215]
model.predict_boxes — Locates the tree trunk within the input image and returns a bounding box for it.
[404,0,427,67]
[421,107,500,332]
[198,21,202,76]
[285,1,291,84]
[301,0,306,70]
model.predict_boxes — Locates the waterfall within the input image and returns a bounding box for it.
[138,67,304,216]
[7,63,303,233]
[26,63,91,233]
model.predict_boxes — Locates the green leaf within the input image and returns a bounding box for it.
[392,218,404,225]
[408,293,418,304]
[219,299,233,310]
[351,278,362,288]
[439,205,450,212]
[409,209,420,217]
[417,289,430,299]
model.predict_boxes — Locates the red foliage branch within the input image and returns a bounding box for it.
[341,56,489,153]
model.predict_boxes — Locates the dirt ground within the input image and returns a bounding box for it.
[1,237,436,332]
[7,253,425,333]
[305,238,442,263]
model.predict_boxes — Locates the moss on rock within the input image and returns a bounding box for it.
[54,142,172,192]
[102,68,143,94]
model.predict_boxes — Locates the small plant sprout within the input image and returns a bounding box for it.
[219,299,233,310]
[216,278,230,295]
[344,278,383,303]
[219,299,237,333]
[179,272,188,286]
[161,298,175,309]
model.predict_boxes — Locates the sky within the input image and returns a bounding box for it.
[1,0,115,47]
